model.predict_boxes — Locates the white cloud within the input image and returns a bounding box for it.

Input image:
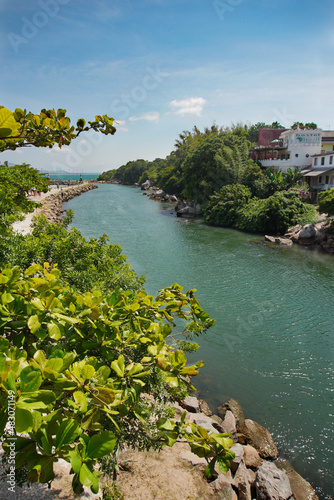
[129,112,160,123]
[115,119,128,132]
[169,97,206,116]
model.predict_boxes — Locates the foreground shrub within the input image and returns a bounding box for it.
[0,264,234,495]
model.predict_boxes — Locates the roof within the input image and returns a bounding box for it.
[303,168,334,177]
[312,151,334,157]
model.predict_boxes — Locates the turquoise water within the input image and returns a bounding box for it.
[64,184,334,499]
[48,173,99,181]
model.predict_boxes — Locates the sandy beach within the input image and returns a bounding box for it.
[11,185,87,234]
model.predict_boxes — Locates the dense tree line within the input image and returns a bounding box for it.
[99,122,319,234]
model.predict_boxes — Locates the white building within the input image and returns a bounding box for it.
[302,151,334,201]
[257,128,322,172]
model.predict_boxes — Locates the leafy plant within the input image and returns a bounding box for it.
[318,188,334,217]
[203,184,252,227]
[0,107,116,152]
[0,264,233,494]
[1,213,144,294]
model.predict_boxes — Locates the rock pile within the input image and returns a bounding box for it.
[175,396,318,500]
[36,184,98,224]
[265,221,334,254]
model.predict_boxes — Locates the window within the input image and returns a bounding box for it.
[330,156,333,165]
[326,175,329,184]
[319,176,322,183]
[295,153,299,157]
[321,157,325,165]
[314,158,318,165]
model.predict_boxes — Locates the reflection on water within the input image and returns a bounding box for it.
[66,184,334,499]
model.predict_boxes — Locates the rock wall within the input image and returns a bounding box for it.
[36,184,98,224]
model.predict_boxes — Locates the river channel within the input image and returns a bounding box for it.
[65,183,334,499]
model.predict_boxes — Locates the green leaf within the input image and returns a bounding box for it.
[164,376,179,387]
[157,418,176,431]
[73,391,87,413]
[110,355,125,377]
[15,407,34,432]
[0,107,20,137]
[69,449,82,474]
[217,456,230,474]
[204,458,216,479]
[53,312,80,324]
[81,364,95,381]
[1,291,14,304]
[7,371,17,394]
[20,366,42,393]
[55,419,81,450]
[86,431,116,459]
[28,315,42,334]
[79,463,98,487]
[210,434,233,450]
[32,456,56,483]
[0,337,9,352]
[47,322,61,340]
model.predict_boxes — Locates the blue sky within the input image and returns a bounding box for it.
[1,0,334,174]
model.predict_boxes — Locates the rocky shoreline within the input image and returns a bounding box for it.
[265,221,334,254]
[137,179,334,255]
[34,183,98,224]
[173,394,319,500]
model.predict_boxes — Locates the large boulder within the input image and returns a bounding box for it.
[210,471,235,500]
[199,399,213,416]
[141,179,151,190]
[275,459,319,500]
[180,396,199,413]
[217,399,246,426]
[237,419,278,459]
[255,461,293,500]
[230,443,244,473]
[176,201,202,217]
[152,189,166,199]
[191,415,217,434]
[234,459,252,500]
[242,444,262,469]
[220,410,237,442]
[298,224,316,239]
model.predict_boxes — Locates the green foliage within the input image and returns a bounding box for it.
[318,188,334,216]
[0,107,116,152]
[203,184,252,227]
[236,190,317,234]
[1,214,144,294]
[98,158,167,186]
[0,265,233,493]
[203,187,317,234]
[291,122,318,130]
[182,133,250,203]
[0,164,50,235]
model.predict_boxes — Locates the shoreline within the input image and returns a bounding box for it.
[12,183,97,234]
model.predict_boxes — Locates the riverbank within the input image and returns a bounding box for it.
[0,394,319,499]
[12,183,97,234]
